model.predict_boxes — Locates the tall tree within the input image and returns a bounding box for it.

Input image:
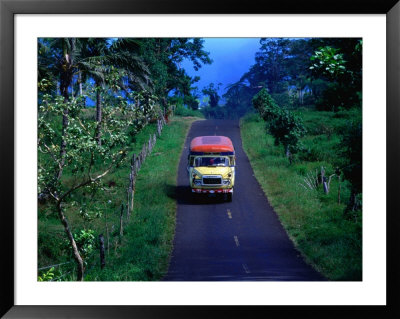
[137,38,212,108]
[223,80,254,118]
[79,38,109,145]
[202,83,221,108]
[309,39,362,111]
[39,38,79,186]
[79,38,152,145]
[253,38,291,94]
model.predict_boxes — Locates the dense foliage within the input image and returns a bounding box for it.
[246,38,362,224]
[38,37,210,280]
[221,38,362,116]
[241,111,362,280]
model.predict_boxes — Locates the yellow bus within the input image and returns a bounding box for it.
[187,136,235,202]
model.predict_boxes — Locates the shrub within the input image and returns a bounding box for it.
[252,89,306,161]
[252,88,281,122]
[269,108,307,156]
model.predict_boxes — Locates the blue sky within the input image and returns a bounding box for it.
[181,38,261,105]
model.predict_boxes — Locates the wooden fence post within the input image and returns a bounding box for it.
[136,154,141,172]
[148,135,152,154]
[135,156,140,174]
[131,176,137,216]
[157,119,162,136]
[128,153,137,221]
[142,144,146,161]
[126,172,131,221]
[159,110,166,126]
[99,234,106,269]
[126,154,136,222]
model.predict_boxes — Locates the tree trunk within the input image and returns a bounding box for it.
[56,38,76,183]
[95,84,102,146]
[323,176,329,194]
[56,106,69,182]
[345,187,358,218]
[57,202,84,281]
[349,189,358,211]
[79,72,85,107]
[56,83,70,183]
[79,72,83,96]
[99,234,106,269]
[320,166,325,185]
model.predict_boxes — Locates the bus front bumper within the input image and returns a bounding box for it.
[191,188,233,194]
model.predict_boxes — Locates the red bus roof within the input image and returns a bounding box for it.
[190,136,234,153]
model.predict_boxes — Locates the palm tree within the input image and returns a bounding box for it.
[78,38,152,145]
[38,39,59,96]
[78,38,109,145]
[109,38,152,93]
[38,38,80,183]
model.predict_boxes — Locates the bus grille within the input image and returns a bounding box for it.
[202,177,222,185]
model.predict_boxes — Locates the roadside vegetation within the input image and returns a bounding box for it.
[237,38,362,280]
[241,110,361,280]
[37,37,209,281]
[38,114,201,281]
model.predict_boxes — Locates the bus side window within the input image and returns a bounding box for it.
[189,156,195,167]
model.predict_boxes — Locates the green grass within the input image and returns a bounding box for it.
[38,115,201,281]
[240,110,362,281]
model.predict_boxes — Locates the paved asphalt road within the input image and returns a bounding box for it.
[163,119,325,281]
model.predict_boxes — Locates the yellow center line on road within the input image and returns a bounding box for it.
[234,235,240,247]
[227,209,232,219]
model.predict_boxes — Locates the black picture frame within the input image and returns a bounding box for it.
[1,0,399,318]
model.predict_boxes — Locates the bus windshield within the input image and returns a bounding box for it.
[194,156,229,167]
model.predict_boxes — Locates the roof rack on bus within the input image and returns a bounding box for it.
[189,136,234,154]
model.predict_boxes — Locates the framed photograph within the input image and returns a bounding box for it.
[1,0,399,317]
